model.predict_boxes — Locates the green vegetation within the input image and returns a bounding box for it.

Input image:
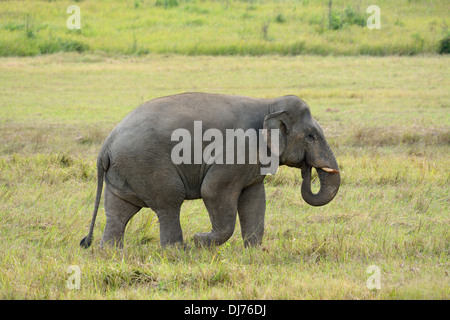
[0,0,449,56]
[0,53,448,299]
[439,32,450,54]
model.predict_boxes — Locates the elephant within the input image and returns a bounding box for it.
[80,93,340,249]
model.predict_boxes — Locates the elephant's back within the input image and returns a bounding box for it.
[112,92,266,139]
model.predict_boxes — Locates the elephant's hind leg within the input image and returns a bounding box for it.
[101,186,141,248]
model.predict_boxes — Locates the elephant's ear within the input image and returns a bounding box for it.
[263,111,290,156]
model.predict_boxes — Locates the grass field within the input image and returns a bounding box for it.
[0,0,449,56]
[0,53,448,299]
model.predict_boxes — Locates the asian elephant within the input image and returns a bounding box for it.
[80,93,340,249]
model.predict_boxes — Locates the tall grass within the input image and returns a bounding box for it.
[0,0,448,56]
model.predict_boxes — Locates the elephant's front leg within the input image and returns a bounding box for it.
[238,182,266,247]
[194,170,241,247]
[194,194,239,247]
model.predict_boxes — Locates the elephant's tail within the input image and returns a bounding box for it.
[80,149,109,249]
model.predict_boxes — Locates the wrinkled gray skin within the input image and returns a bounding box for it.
[80,93,340,249]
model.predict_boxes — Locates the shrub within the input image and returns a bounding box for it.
[155,0,179,8]
[275,13,286,24]
[438,32,450,54]
[343,6,365,27]
[38,38,89,54]
[328,11,342,30]
[329,5,366,30]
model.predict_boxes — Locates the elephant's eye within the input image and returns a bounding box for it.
[305,134,315,142]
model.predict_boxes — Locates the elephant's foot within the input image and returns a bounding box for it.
[242,234,263,248]
[160,236,184,248]
[193,232,214,247]
[193,231,232,247]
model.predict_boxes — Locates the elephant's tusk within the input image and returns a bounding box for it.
[321,167,339,174]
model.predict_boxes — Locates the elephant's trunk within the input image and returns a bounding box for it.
[301,149,340,207]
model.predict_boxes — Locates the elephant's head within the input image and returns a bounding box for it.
[264,96,340,206]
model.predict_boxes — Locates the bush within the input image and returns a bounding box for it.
[155,0,179,8]
[39,38,89,54]
[343,6,365,27]
[329,6,366,30]
[275,13,286,24]
[328,11,342,30]
[438,33,450,54]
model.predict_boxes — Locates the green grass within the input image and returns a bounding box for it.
[0,53,448,299]
[0,0,449,57]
